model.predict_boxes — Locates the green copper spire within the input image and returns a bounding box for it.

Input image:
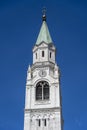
[35,13,53,45]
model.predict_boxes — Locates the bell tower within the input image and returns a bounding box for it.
[24,13,63,130]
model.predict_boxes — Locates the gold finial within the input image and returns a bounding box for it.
[42,7,46,21]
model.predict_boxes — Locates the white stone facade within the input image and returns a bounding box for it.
[33,42,56,64]
[24,15,63,130]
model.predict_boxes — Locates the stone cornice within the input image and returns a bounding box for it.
[24,107,61,113]
[31,61,55,71]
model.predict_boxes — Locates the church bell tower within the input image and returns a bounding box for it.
[24,13,63,130]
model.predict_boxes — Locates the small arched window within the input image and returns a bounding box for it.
[42,51,44,57]
[38,119,40,127]
[50,52,52,58]
[44,119,46,126]
[36,81,49,100]
[36,53,37,59]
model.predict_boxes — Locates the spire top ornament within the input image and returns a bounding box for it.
[42,7,46,21]
[35,8,53,45]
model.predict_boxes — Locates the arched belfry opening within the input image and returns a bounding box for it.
[36,81,49,100]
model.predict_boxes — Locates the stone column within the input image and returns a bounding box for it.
[41,119,44,130]
[47,118,49,130]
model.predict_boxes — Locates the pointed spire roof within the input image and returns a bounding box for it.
[35,13,53,45]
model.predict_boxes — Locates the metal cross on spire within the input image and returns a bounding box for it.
[42,7,46,21]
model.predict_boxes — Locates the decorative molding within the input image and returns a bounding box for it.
[35,100,51,105]
[30,110,60,120]
[28,107,61,112]
[31,61,55,71]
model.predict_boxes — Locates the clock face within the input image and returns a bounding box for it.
[39,70,47,77]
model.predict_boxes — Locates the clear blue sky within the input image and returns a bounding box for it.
[0,0,87,130]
